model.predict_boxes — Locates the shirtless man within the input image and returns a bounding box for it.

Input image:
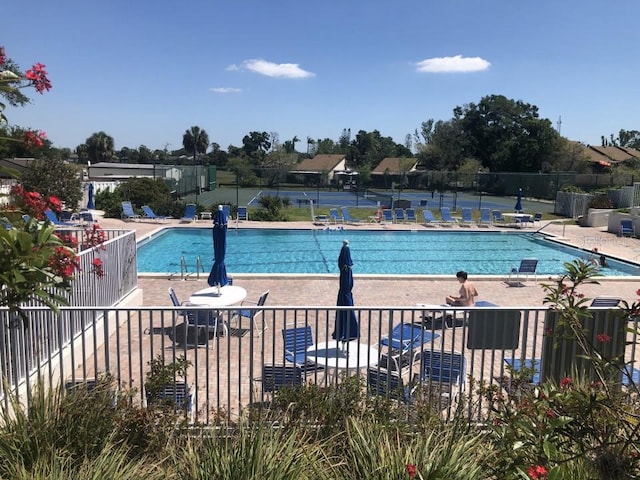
[445,271,478,306]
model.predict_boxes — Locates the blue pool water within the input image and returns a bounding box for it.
[136,228,639,276]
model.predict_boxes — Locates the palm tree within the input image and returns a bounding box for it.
[85,131,114,163]
[182,126,209,204]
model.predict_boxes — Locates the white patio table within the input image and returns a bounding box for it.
[306,340,379,382]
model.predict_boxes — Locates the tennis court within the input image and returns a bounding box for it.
[189,187,555,213]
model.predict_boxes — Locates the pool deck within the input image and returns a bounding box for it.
[94,216,640,309]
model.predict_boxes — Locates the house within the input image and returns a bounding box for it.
[370,157,421,188]
[292,154,350,184]
[87,162,156,181]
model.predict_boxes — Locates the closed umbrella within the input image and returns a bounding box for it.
[87,183,95,210]
[332,239,359,343]
[207,205,229,287]
[515,188,522,212]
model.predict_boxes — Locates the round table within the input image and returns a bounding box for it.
[306,340,379,372]
[189,285,247,307]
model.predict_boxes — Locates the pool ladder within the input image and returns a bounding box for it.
[169,256,205,281]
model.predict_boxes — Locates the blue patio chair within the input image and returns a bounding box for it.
[341,206,362,224]
[181,203,197,222]
[478,208,492,227]
[422,209,438,227]
[44,209,78,226]
[514,214,532,229]
[492,210,506,225]
[121,201,140,221]
[620,219,635,237]
[379,323,439,372]
[145,381,193,419]
[232,290,269,336]
[460,208,475,226]
[367,367,412,403]
[405,208,417,223]
[417,350,467,405]
[141,205,167,222]
[237,206,248,221]
[532,212,543,226]
[381,209,394,223]
[504,358,541,384]
[329,208,343,224]
[169,287,225,344]
[282,325,324,372]
[256,364,303,397]
[394,208,406,223]
[507,258,538,286]
[590,297,621,307]
[439,207,457,226]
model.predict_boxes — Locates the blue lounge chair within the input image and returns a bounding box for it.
[380,323,439,372]
[329,208,343,224]
[620,219,635,237]
[492,210,506,225]
[417,350,467,404]
[121,201,140,221]
[460,208,474,227]
[405,208,417,223]
[507,258,538,286]
[341,206,362,224]
[422,209,438,227]
[44,209,78,226]
[282,325,323,372]
[367,367,412,403]
[237,206,248,221]
[590,297,621,307]
[532,212,543,226]
[394,208,406,223]
[439,207,457,226]
[181,203,197,222]
[478,208,492,227]
[141,205,167,222]
[381,209,394,223]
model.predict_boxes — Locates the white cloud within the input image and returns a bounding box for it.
[415,55,491,73]
[226,64,240,71]
[211,87,242,94]
[229,59,315,79]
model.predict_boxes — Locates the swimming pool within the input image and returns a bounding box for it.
[136,228,639,276]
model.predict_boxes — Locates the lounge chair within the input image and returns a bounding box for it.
[381,209,394,224]
[232,290,269,336]
[181,203,197,222]
[379,323,439,372]
[422,209,438,227]
[478,208,492,227]
[341,206,362,224]
[367,367,412,402]
[506,258,538,286]
[329,208,343,224]
[282,325,324,372]
[532,212,543,226]
[141,205,167,222]
[44,209,78,226]
[394,208,406,223]
[405,208,417,223]
[237,206,248,221]
[121,201,141,221]
[460,208,474,227]
[417,350,466,407]
[590,297,621,307]
[439,207,457,226]
[620,219,635,237]
[492,210,506,225]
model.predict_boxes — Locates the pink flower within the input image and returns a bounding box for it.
[24,130,47,148]
[406,463,417,479]
[636,289,640,297]
[0,46,6,66]
[560,377,572,389]
[92,258,105,278]
[597,333,612,343]
[25,62,51,93]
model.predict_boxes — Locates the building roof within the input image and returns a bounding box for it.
[371,157,419,175]
[89,162,155,170]
[0,158,35,178]
[293,154,345,173]
[589,146,638,163]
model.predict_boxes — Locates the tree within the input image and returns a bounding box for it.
[84,131,115,164]
[21,158,82,209]
[241,131,271,163]
[182,126,209,165]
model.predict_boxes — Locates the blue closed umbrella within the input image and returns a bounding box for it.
[515,188,522,212]
[207,206,229,287]
[333,240,359,343]
[87,183,95,210]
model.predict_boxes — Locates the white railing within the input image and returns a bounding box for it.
[1,305,637,425]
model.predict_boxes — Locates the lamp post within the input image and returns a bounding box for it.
[194,156,199,206]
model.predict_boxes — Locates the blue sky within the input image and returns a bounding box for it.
[3,0,638,153]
